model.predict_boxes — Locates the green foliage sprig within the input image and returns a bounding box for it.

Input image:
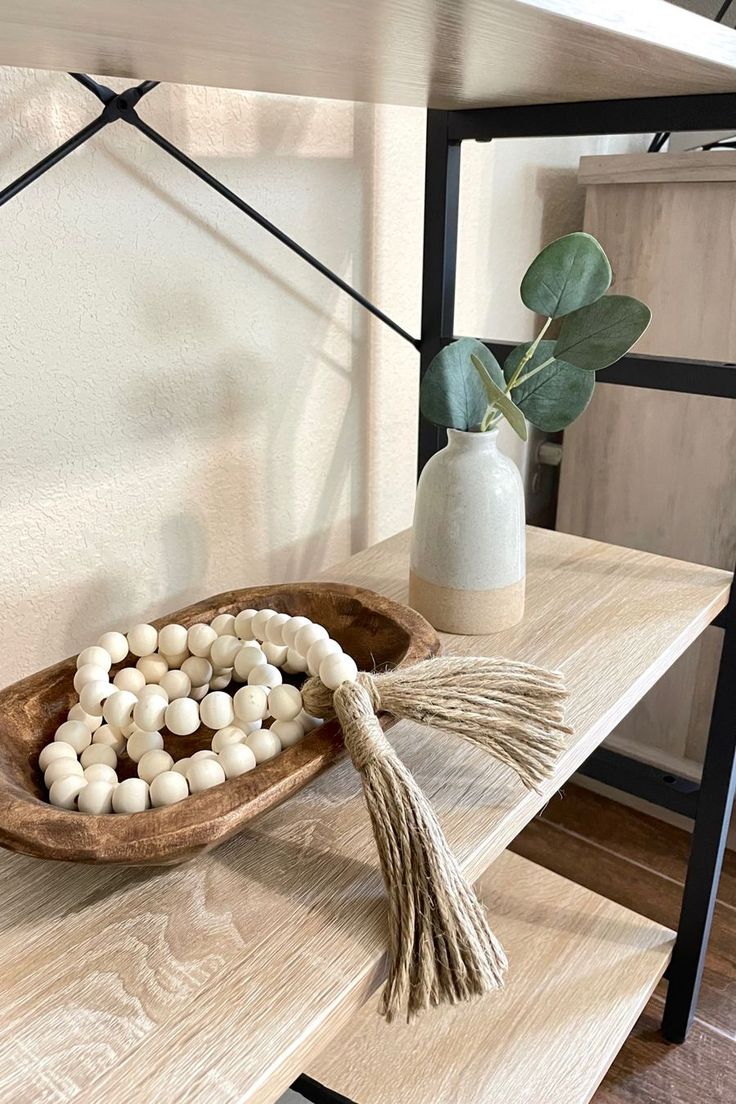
[419,233,651,440]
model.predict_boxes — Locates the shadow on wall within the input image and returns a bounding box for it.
[0,72,388,683]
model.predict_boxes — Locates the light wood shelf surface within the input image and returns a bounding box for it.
[0,527,728,1103]
[3,1,736,108]
[306,849,675,1104]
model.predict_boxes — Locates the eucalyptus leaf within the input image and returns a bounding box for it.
[554,294,651,371]
[419,338,501,429]
[504,341,594,432]
[520,232,611,319]
[470,354,528,441]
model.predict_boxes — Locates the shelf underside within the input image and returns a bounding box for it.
[2,1,736,108]
[306,849,674,1104]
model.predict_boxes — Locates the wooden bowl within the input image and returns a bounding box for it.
[0,583,439,865]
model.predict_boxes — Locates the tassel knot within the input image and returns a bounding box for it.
[302,654,570,1022]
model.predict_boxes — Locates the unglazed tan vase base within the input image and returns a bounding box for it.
[409,571,525,635]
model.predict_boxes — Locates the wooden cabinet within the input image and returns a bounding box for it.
[557,152,736,774]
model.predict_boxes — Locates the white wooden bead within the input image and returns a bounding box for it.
[159,670,191,701]
[126,729,164,763]
[160,650,188,670]
[199,691,235,730]
[44,758,84,788]
[127,623,158,657]
[232,718,262,734]
[49,776,87,809]
[150,770,189,807]
[187,623,217,658]
[68,703,103,732]
[172,758,191,777]
[113,667,147,694]
[181,656,213,687]
[133,694,168,733]
[211,726,244,753]
[247,663,282,690]
[294,622,328,656]
[55,719,92,754]
[165,697,201,736]
[92,725,126,755]
[218,742,257,778]
[78,780,115,815]
[233,685,269,722]
[136,653,169,684]
[39,741,77,771]
[265,612,291,645]
[270,719,304,748]
[210,671,232,691]
[138,749,175,784]
[191,749,219,761]
[245,729,282,763]
[84,763,118,785]
[251,608,277,642]
[211,613,237,637]
[234,608,257,639]
[112,778,151,813]
[97,631,129,663]
[282,616,311,649]
[283,648,308,674]
[73,663,109,694]
[158,623,188,656]
[77,645,112,672]
[234,645,266,680]
[307,638,342,677]
[137,683,169,703]
[267,684,303,722]
[319,653,359,691]
[262,641,288,667]
[102,689,138,729]
[190,683,209,702]
[122,720,140,739]
[80,744,117,769]
[210,634,242,670]
[187,758,226,792]
[79,680,115,717]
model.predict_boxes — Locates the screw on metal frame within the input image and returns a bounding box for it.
[0,73,419,350]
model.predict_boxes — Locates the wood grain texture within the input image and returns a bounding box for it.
[579,151,736,186]
[2,1,736,108]
[511,817,736,1039]
[558,157,736,771]
[0,526,728,1104]
[0,581,439,865]
[306,850,674,1104]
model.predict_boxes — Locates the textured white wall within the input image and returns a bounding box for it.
[0,69,424,686]
[1,66,645,688]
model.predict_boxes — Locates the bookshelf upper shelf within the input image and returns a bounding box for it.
[2,0,736,109]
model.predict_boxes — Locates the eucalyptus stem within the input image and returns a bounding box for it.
[512,355,555,388]
[504,316,552,394]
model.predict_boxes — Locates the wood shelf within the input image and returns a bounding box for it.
[0,527,728,1103]
[2,1,736,108]
[305,849,675,1104]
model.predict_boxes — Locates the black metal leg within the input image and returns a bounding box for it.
[417,110,462,475]
[291,1073,356,1104]
[661,583,736,1043]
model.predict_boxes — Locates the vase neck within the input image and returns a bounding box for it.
[446,428,500,454]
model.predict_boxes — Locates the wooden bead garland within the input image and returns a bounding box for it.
[39,608,334,814]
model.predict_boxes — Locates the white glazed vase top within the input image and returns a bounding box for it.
[410,429,525,634]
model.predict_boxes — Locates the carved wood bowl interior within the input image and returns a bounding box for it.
[0,583,440,866]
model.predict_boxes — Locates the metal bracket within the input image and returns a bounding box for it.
[1,73,419,350]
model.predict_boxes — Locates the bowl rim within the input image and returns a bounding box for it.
[0,581,440,864]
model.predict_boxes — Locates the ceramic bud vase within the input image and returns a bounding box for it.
[409,428,525,634]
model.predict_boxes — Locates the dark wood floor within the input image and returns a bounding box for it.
[510,783,736,1103]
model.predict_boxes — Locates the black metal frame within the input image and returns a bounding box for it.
[3,72,735,1085]
[418,94,736,1050]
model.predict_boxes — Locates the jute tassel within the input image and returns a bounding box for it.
[301,656,571,1022]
